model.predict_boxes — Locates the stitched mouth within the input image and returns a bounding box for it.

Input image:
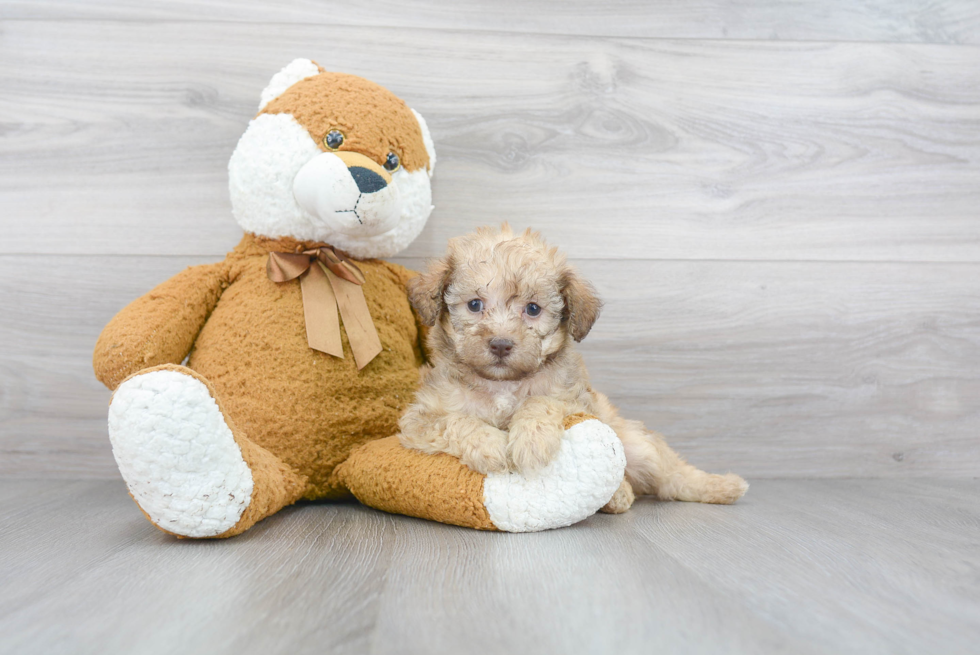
[335,193,364,224]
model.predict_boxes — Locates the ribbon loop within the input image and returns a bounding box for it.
[266,247,381,369]
[267,251,315,283]
[316,248,367,285]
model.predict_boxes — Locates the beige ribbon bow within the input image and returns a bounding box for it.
[267,247,382,370]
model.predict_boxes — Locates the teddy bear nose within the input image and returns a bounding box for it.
[349,166,388,194]
[489,338,514,359]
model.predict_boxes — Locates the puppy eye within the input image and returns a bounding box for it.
[525,303,541,317]
[323,130,344,150]
[467,299,484,313]
[384,152,400,172]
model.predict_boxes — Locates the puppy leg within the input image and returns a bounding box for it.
[614,417,748,504]
[587,390,747,504]
[399,408,510,475]
[507,396,566,475]
[600,478,635,514]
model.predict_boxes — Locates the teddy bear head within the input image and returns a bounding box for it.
[228,59,436,259]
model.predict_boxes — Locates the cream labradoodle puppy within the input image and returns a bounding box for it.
[399,225,747,510]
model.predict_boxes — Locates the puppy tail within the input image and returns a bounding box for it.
[616,418,748,505]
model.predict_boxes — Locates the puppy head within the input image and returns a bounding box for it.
[228,59,436,258]
[410,225,601,381]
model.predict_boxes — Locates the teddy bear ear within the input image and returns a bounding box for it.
[258,59,323,111]
[411,108,437,177]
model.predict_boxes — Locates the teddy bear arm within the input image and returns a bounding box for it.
[337,436,498,530]
[336,413,628,532]
[93,262,230,390]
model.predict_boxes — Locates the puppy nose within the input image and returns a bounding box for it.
[349,166,388,194]
[489,337,514,358]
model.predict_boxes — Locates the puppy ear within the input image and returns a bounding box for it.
[408,256,453,326]
[561,268,602,342]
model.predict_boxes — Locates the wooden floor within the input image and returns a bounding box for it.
[1,479,977,655]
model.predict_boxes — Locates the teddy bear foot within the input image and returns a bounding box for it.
[108,367,256,538]
[481,415,627,531]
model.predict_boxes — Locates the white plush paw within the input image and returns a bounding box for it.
[482,419,626,532]
[108,369,253,538]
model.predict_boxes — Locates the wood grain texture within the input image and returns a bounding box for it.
[3,1,980,44]
[2,11,979,480]
[2,21,979,261]
[3,255,977,479]
[1,479,977,655]
[572,258,980,478]
[0,255,213,478]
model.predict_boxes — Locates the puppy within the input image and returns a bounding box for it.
[399,225,747,511]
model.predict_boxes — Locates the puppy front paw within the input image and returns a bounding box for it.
[458,424,510,475]
[507,420,564,475]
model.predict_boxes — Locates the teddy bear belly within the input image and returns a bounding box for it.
[185,275,422,500]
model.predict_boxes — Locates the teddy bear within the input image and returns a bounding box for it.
[93,59,626,538]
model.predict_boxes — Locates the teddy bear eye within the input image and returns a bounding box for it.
[323,130,344,150]
[525,302,541,317]
[467,299,484,313]
[384,152,400,172]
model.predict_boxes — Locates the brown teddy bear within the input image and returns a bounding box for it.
[93,60,626,538]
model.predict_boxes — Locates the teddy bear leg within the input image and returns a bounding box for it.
[338,414,627,532]
[108,364,306,539]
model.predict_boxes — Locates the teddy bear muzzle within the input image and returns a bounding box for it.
[293,150,403,237]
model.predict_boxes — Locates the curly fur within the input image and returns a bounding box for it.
[399,225,748,509]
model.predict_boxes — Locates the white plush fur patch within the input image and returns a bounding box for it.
[229,113,322,242]
[108,370,253,538]
[483,419,627,532]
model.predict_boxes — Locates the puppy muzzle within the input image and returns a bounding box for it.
[293,151,402,236]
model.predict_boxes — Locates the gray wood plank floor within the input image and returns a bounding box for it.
[1,479,977,655]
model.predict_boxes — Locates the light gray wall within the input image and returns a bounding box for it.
[2,2,978,478]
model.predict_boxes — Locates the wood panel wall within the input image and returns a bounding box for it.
[2,3,978,478]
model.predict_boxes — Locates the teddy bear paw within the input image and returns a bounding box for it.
[108,368,253,538]
[482,417,626,532]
